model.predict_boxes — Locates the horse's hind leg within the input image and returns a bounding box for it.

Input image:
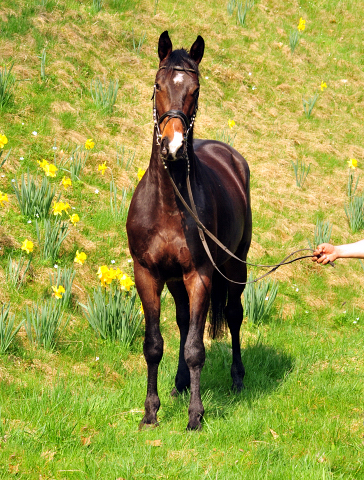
[224,259,248,392]
[133,260,164,427]
[167,280,191,395]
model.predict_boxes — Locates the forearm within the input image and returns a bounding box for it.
[335,240,364,259]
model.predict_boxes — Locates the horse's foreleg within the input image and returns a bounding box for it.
[183,271,212,430]
[167,280,190,395]
[134,261,164,427]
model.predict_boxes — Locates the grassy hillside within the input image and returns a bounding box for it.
[0,0,364,478]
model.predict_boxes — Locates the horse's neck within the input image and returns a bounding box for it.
[148,131,197,209]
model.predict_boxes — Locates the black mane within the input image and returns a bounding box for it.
[162,48,199,76]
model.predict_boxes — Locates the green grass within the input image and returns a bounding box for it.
[1,0,364,477]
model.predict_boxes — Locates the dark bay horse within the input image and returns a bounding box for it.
[126,31,252,430]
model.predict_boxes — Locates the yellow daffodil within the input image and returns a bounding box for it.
[347,158,358,169]
[74,250,87,265]
[21,239,34,254]
[320,82,327,91]
[85,139,95,150]
[228,119,235,129]
[119,273,135,291]
[98,163,107,175]
[97,265,114,286]
[298,18,306,31]
[139,304,144,315]
[52,201,71,216]
[52,285,65,299]
[44,164,58,178]
[0,134,8,149]
[37,159,49,169]
[69,213,80,225]
[61,176,72,190]
[0,191,9,207]
[137,168,146,181]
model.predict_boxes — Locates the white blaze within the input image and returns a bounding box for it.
[168,130,183,157]
[173,72,184,85]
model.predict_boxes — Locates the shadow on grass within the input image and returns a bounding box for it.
[162,337,294,422]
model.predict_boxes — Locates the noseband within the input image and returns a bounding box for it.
[152,66,199,151]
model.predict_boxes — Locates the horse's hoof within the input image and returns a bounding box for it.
[170,387,179,397]
[186,421,202,431]
[231,382,245,393]
[139,419,159,430]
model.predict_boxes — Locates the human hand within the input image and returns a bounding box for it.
[312,243,338,264]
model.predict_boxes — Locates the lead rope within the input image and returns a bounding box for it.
[164,163,333,285]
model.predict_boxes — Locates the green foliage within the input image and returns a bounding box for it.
[90,77,119,115]
[243,274,279,324]
[24,299,69,350]
[12,170,60,219]
[131,29,146,54]
[80,285,143,345]
[289,29,299,54]
[227,0,237,16]
[58,145,89,181]
[92,0,103,12]
[347,169,359,198]
[302,92,319,118]
[215,128,237,147]
[109,180,130,221]
[0,304,23,354]
[116,144,135,170]
[6,252,32,288]
[35,218,69,262]
[308,220,333,249]
[0,63,16,110]
[236,0,254,26]
[49,266,76,308]
[0,147,11,168]
[291,158,310,187]
[344,194,364,233]
[39,48,46,81]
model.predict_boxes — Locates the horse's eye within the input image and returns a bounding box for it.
[155,83,161,91]
[193,88,200,97]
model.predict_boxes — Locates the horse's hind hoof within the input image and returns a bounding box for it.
[186,421,202,431]
[231,382,245,393]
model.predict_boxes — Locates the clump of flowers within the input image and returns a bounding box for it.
[98,163,107,175]
[97,265,134,290]
[37,159,58,178]
[0,134,8,149]
[21,239,34,254]
[0,191,9,207]
[74,250,87,265]
[52,285,65,299]
[61,177,72,190]
[85,139,95,150]
[137,168,145,181]
[52,201,71,216]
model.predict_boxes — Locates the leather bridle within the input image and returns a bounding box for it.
[152,66,199,152]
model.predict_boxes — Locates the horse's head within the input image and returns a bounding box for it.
[153,31,204,162]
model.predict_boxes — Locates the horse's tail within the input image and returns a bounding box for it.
[209,269,228,339]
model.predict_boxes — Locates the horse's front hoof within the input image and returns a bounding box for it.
[231,382,245,393]
[186,420,202,431]
[139,418,159,430]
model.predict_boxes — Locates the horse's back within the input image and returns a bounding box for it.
[193,139,250,206]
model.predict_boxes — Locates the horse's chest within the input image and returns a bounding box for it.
[130,215,193,273]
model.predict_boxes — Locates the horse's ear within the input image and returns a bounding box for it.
[158,31,173,63]
[189,35,205,65]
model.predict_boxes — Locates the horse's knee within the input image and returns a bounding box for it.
[184,338,205,369]
[143,333,163,364]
